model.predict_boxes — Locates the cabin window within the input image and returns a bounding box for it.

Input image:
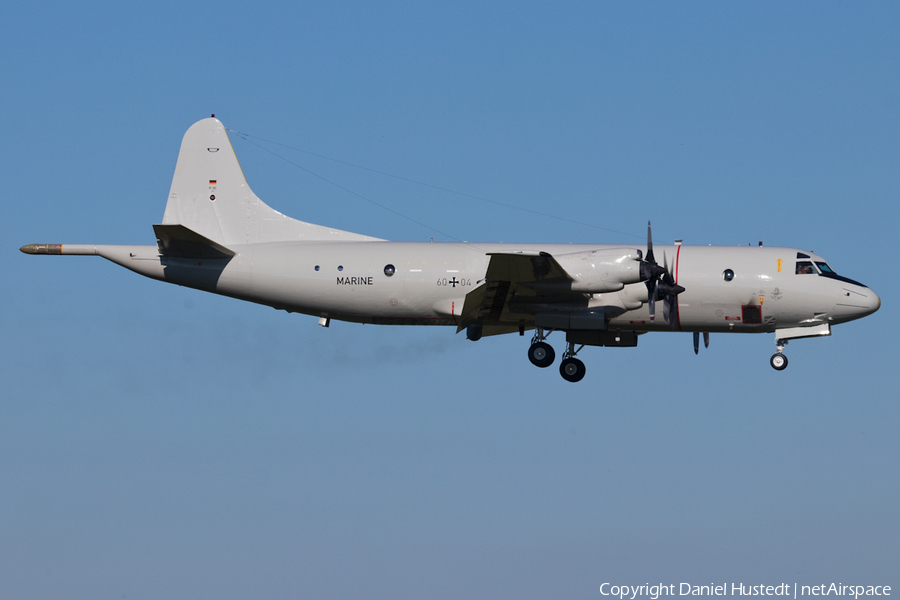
[795,261,816,275]
[722,269,734,282]
[338,265,343,271]
[384,264,395,277]
[314,265,320,271]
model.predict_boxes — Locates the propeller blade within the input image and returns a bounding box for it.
[648,279,657,321]
[662,252,676,286]
[646,221,655,265]
[664,293,679,329]
[703,332,710,348]
[693,331,700,354]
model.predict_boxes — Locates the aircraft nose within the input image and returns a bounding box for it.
[868,289,881,315]
[846,286,880,318]
[832,283,879,323]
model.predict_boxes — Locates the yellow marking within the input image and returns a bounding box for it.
[777,258,782,272]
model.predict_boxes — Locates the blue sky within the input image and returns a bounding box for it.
[2,2,898,598]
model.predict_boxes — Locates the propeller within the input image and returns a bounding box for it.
[640,221,685,328]
[641,222,664,322]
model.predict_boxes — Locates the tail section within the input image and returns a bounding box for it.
[161,118,379,245]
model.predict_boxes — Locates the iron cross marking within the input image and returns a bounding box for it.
[449,277,460,288]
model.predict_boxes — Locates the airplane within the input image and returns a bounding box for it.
[21,116,881,382]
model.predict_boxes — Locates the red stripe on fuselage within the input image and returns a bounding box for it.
[675,244,682,331]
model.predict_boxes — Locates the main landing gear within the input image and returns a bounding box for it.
[527,329,586,382]
[528,341,555,368]
[527,328,555,368]
[770,338,789,371]
[559,342,586,383]
[528,328,556,368]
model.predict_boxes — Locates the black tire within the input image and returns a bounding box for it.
[559,357,586,382]
[770,353,788,371]
[528,342,555,368]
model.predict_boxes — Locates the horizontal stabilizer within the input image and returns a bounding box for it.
[153,224,235,259]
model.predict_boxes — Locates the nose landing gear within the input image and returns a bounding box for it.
[770,339,789,371]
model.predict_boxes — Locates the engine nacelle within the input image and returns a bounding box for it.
[553,248,643,293]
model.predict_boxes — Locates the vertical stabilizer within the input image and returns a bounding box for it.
[162,118,379,244]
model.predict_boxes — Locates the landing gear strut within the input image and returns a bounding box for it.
[559,342,586,383]
[526,330,587,382]
[770,339,789,371]
[528,328,555,368]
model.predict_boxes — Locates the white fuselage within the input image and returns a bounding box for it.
[93,240,879,334]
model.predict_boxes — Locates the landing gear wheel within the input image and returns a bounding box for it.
[559,357,586,382]
[528,342,555,368]
[770,353,788,371]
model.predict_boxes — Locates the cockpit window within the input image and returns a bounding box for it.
[795,261,817,275]
[810,260,867,287]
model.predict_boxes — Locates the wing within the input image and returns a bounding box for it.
[457,252,590,336]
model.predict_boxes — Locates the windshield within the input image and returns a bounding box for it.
[811,260,867,287]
